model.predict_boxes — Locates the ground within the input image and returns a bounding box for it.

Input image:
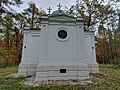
[0,65,120,90]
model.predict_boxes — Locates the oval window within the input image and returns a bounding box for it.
[58,30,67,39]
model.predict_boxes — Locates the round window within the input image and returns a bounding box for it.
[56,28,70,42]
[58,30,67,39]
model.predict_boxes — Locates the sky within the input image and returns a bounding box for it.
[14,0,76,13]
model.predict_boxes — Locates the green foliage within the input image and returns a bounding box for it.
[23,2,43,28]
[0,12,24,68]
[76,0,120,64]
[0,48,9,68]
[113,58,120,69]
[0,48,6,58]
[0,0,23,13]
[77,0,119,29]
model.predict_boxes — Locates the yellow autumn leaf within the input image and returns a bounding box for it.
[39,11,43,17]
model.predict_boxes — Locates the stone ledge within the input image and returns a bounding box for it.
[48,76,78,81]
[34,76,90,81]
[36,63,89,72]
[36,72,48,78]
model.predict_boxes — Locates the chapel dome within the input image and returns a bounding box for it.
[49,10,74,17]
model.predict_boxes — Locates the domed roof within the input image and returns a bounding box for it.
[49,10,74,17]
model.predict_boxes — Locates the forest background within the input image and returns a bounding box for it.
[0,0,120,68]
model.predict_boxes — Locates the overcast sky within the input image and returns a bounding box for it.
[15,0,76,13]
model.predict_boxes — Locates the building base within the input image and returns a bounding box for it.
[87,63,99,73]
[17,62,99,81]
[35,63,90,81]
[18,61,38,77]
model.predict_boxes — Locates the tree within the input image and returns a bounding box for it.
[23,2,43,28]
[76,0,100,29]
[0,48,5,58]
[0,0,23,14]
[76,0,120,64]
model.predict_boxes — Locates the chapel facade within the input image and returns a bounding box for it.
[18,8,99,81]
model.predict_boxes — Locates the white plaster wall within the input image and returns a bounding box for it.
[28,34,40,62]
[21,30,40,63]
[84,35,91,62]
[84,32,99,73]
[21,31,29,63]
[90,34,97,62]
[84,32,96,63]
[47,25,78,64]
[76,25,85,63]
[39,23,48,63]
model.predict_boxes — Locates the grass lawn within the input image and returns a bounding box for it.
[0,65,120,90]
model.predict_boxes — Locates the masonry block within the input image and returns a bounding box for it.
[36,72,48,78]
[68,71,78,76]
[48,71,58,77]
[78,71,89,77]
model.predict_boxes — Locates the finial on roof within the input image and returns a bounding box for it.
[47,7,52,15]
[57,3,62,12]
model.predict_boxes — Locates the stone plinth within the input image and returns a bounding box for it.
[35,63,90,81]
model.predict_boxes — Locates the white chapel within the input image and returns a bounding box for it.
[18,6,99,81]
